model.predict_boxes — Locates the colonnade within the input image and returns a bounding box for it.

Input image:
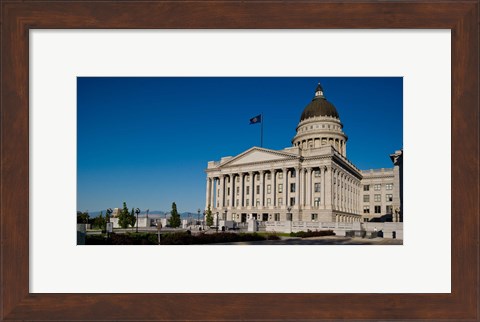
[205,165,361,217]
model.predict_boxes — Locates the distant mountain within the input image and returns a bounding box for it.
[83,210,200,219]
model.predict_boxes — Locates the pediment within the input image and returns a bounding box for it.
[220,147,298,167]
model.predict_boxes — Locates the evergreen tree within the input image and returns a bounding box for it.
[206,205,213,226]
[77,211,89,224]
[168,202,181,228]
[94,211,106,230]
[129,207,137,229]
[118,202,130,229]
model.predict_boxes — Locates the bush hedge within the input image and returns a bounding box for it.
[161,232,267,245]
[289,230,335,238]
[86,232,269,245]
[86,232,158,245]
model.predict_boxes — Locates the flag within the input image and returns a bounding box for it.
[249,114,262,124]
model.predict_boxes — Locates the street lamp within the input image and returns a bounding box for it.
[106,208,113,238]
[106,208,113,222]
[135,208,140,233]
[287,206,292,221]
[146,208,149,227]
[197,208,201,226]
[202,210,206,231]
[216,212,219,233]
[223,209,228,232]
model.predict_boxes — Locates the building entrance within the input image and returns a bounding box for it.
[241,213,247,223]
[262,213,268,221]
[252,213,257,220]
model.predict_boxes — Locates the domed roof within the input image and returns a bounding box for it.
[300,83,339,121]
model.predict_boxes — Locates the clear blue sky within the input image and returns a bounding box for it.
[77,77,402,213]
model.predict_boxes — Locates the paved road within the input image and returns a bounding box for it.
[217,236,403,245]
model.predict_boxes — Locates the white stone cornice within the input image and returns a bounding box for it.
[361,173,395,180]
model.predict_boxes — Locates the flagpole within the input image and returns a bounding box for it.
[261,113,263,147]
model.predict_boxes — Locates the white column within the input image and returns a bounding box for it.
[212,178,217,209]
[306,168,312,208]
[356,183,359,214]
[298,168,304,207]
[345,177,355,214]
[349,180,352,213]
[259,170,265,208]
[205,177,211,209]
[321,167,325,208]
[336,171,340,211]
[250,171,255,208]
[230,174,235,209]
[302,169,307,206]
[272,169,277,207]
[239,173,244,208]
[324,166,332,209]
[338,173,341,211]
[282,168,288,208]
[346,178,349,213]
[340,173,344,212]
[347,179,350,213]
[353,183,356,214]
[219,175,225,208]
[332,170,336,211]
[295,167,300,210]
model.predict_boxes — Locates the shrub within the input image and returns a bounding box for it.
[85,234,108,245]
[125,232,158,245]
[266,233,281,240]
[86,232,158,245]
[161,232,267,245]
[289,230,335,238]
[86,231,272,245]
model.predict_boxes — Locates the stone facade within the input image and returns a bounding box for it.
[205,83,403,224]
[361,169,395,222]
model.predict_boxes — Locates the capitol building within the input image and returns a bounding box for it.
[205,83,403,228]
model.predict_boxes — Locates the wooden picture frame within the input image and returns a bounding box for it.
[1,1,478,321]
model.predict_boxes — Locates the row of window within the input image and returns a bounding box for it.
[363,183,393,191]
[219,196,324,208]
[227,173,376,188]
[240,171,291,182]
[363,194,393,202]
[300,124,340,131]
[233,213,321,222]
[229,182,325,196]
[222,184,379,203]
[363,205,393,214]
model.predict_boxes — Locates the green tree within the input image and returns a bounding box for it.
[94,211,106,230]
[129,207,137,229]
[77,211,89,224]
[118,202,131,229]
[168,202,181,228]
[205,205,213,226]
